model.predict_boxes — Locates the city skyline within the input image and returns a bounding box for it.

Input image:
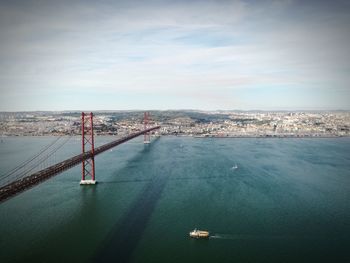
[1,0,350,111]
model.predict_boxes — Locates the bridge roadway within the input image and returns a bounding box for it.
[0,126,160,203]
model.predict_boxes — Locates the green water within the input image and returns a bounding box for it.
[0,136,349,262]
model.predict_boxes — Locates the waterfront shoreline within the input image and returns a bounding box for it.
[1,110,349,137]
[1,134,350,138]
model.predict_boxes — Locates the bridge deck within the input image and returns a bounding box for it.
[0,126,160,203]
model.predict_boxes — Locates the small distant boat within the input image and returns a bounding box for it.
[231,164,238,170]
[189,229,209,239]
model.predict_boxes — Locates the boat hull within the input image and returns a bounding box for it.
[189,230,209,238]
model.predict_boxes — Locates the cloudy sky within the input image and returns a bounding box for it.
[0,0,349,111]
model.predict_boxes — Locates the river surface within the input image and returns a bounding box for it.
[0,136,349,262]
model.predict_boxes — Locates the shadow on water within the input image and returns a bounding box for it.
[94,137,167,263]
[95,178,167,263]
[100,174,240,185]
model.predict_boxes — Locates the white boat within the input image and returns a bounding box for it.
[189,229,209,238]
[231,164,238,170]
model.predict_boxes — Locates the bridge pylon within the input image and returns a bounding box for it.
[80,112,96,185]
[144,112,151,144]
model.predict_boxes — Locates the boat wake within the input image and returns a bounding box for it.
[209,234,315,240]
[209,234,238,240]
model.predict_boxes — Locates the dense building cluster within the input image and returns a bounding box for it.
[0,111,349,137]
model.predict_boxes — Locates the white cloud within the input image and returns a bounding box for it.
[0,0,349,110]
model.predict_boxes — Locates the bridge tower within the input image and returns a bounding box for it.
[80,112,96,185]
[144,112,151,144]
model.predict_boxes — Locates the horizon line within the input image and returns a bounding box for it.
[0,109,349,113]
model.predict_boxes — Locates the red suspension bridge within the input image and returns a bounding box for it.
[0,112,160,203]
